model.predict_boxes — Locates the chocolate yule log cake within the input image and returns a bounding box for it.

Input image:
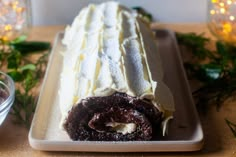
[59,1,175,141]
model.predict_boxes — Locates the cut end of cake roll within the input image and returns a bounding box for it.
[59,1,175,141]
[63,92,163,141]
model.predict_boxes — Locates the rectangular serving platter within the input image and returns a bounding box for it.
[28,29,204,152]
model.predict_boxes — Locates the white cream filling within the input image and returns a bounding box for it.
[106,122,137,135]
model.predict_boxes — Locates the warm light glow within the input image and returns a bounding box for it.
[12,4,17,10]
[211,0,219,3]
[227,0,232,5]
[220,8,226,13]
[219,2,225,7]
[2,36,8,41]
[210,9,216,15]
[4,25,12,31]
[16,7,24,13]
[223,23,232,33]
[11,1,19,10]
[14,1,19,5]
[230,15,235,21]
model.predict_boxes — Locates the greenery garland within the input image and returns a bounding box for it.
[0,35,50,128]
[176,32,236,138]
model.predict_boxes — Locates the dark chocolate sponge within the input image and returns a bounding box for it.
[63,92,163,141]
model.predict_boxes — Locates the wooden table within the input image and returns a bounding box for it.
[0,24,236,157]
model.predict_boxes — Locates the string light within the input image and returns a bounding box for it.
[227,0,232,5]
[229,15,235,21]
[4,25,12,31]
[208,0,236,43]
[210,9,216,15]
[16,7,24,13]
[219,2,225,7]
[0,0,27,40]
[220,8,226,14]
[211,0,219,3]
[223,23,232,34]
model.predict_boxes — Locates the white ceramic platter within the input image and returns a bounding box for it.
[28,30,204,152]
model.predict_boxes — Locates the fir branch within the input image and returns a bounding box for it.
[176,32,236,137]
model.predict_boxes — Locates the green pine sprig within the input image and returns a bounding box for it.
[176,32,236,138]
[0,35,50,128]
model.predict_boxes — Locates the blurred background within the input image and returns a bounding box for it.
[31,0,207,25]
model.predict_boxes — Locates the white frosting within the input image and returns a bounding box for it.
[59,1,175,135]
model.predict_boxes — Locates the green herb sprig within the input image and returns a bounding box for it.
[176,32,236,138]
[0,35,50,128]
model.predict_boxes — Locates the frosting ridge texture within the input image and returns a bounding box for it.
[60,1,175,137]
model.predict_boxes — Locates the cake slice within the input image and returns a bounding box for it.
[59,1,174,141]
